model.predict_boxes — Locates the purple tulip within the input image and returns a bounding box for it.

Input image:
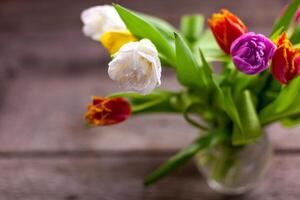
[230,32,276,75]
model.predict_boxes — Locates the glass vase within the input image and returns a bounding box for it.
[194,134,272,195]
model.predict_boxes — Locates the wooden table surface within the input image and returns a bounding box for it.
[1,0,300,199]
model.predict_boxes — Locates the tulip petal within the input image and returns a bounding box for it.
[81,5,126,41]
[100,30,137,54]
[294,55,300,74]
[231,32,275,75]
[272,46,289,84]
[232,56,255,74]
[108,39,162,94]
[208,9,247,54]
[85,97,131,126]
[272,32,300,84]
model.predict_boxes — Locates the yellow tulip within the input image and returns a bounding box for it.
[100,30,137,54]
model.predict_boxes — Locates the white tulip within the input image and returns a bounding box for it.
[108,39,162,94]
[81,5,126,41]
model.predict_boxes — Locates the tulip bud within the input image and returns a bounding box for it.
[208,9,247,54]
[271,32,300,84]
[85,96,131,126]
[108,39,162,94]
[81,5,126,41]
[231,32,276,75]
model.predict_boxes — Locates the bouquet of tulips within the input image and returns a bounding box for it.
[81,0,300,187]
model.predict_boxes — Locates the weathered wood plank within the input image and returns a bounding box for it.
[1,72,300,151]
[0,0,285,32]
[0,153,298,200]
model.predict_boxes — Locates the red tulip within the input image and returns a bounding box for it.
[85,96,131,126]
[271,32,300,84]
[208,9,247,54]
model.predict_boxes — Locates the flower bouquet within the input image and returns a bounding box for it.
[81,0,300,194]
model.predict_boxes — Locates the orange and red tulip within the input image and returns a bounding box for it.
[85,96,131,126]
[271,32,300,84]
[208,9,247,54]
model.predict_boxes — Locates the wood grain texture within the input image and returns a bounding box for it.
[0,153,298,200]
[0,71,198,152]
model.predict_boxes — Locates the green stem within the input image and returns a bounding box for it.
[257,73,273,111]
[211,144,243,182]
[144,129,227,186]
[183,103,209,131]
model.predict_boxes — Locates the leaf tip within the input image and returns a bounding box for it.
[199,48,205,58]
[112,3,119,7]
[112,3,122,12]
[143,179,151,186]
[174,32,179,38]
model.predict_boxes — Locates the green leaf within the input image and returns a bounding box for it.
[195,30,226,62]
[291,24,300,44]
[131,98,166,112]
[107,91,159,99]
[259,76,300,123]
[180,14,204,42]
[260,93,300,125]
[113,4,176,67]
[196,30,219,50]
[144,130,227,186]
[107,90,179,114]
[274,76,300,113]
[281,113,300,127]
[270,26,284,41]
[139,13,177,40]
[221,88,262,145]
[222,87,243,132]
[233,73,260,96]
[183,102,209,130]
[294,43,300,48]
[174,32,207,88]
[204,51,231,62]
[271,0,300,35]
[233,90,262,145]
[199,49,213,77]
[199,49,221,92]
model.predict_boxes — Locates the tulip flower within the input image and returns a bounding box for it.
[85,96,131,126]
[208,9,247,54]
[108,39,162,94]
[271,32,300,84]
[230,32,276,75]
[81,5,126,41]
[100,30,137,54]
[294,8,300,24]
